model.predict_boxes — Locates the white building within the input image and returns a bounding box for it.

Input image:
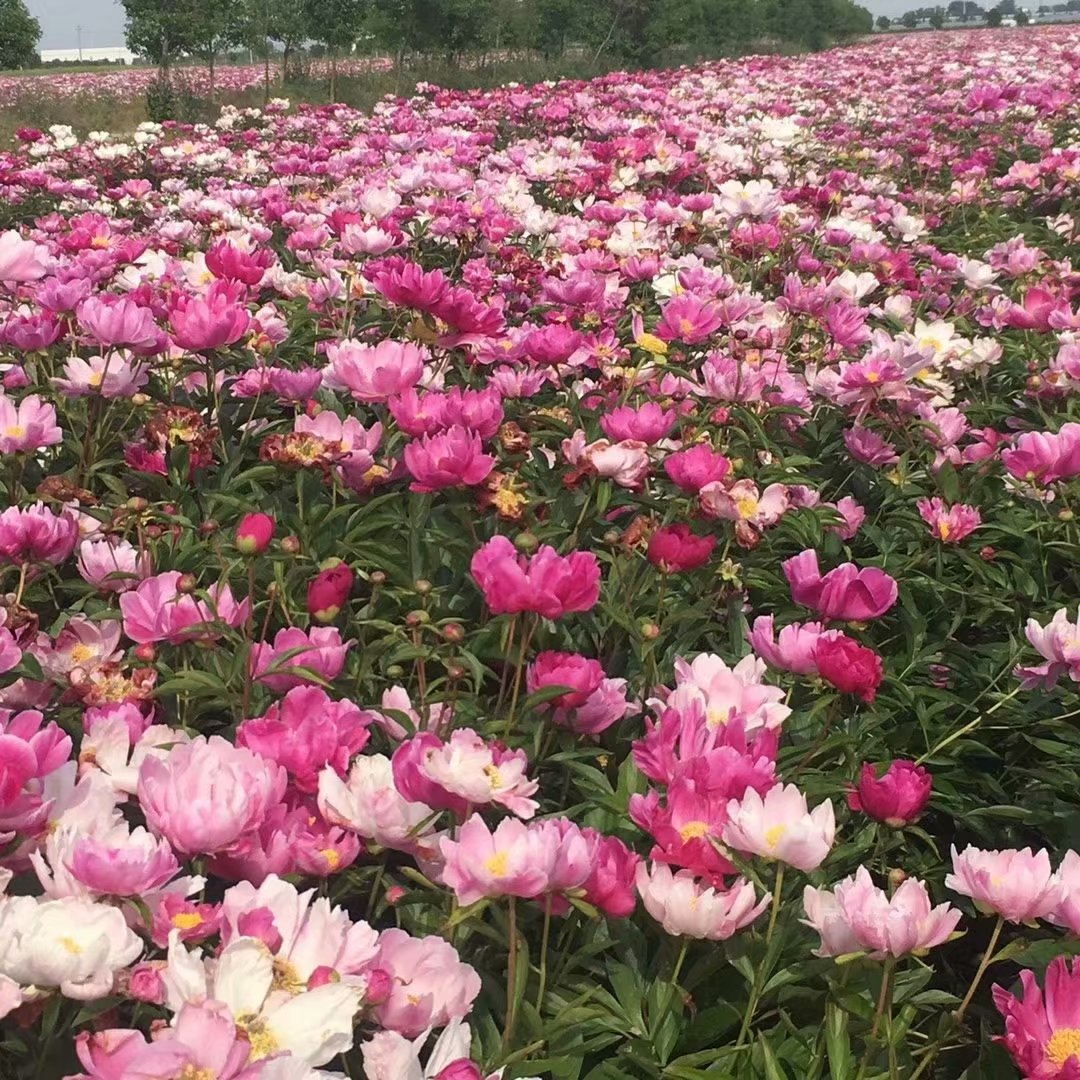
[40,47,137,65]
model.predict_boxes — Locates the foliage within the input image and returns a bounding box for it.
[0,0,41,70]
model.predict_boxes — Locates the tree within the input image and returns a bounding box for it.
[985,4,1003,21]
[876,13,891,25]
[900,9,919,25]
[0,0,41,69]
[186,0,240,95]
[928,8,944,24]
[1015,7,1030,19]
[121,0,199,73]
[301,0,366,100]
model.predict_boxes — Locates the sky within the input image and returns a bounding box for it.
[27,0,127,51]
[27,0,924,52]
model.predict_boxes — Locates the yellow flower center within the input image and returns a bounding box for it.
[272,957,305,995]
[87,372,104,387]
[320,847,341,870]
[484,851,510,876]
[735,495,759,520]
[937,521,952,541]
[58,936,83,954]
[171,912,204,931]
[179,1067,215,1080]
[636,332,668,356]
[237,1017,280,1061]
[679,821,710,841]
[70,644,97,664]
[763,824,787,850]
[5,425,25,438]
[1047,1028,1080,1066]
[864,372,879,384]
[482,764,504,790]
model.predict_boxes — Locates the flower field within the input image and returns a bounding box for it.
[0,23,1079,1080]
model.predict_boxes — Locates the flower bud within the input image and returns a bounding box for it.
[364,968,392,1005]
[435,1063,484,1080]
[236,512,275,555]
[198,519,219,536]
[134,643,157,663]
[307,564,354,623]
[386,885,406,904]
[514,531,539,553]
[370,571,386,587]
[442,623,465,643]
[405,609,430,628]
[280,535,301,555]
[126,962,166,1005]
[177,573,198,594]
[307,965,340,989]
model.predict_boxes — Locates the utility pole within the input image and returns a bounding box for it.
[76,25,84,62]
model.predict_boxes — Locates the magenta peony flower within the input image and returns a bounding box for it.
[404,425,494,493]
[783,549,898,621]
[848,760,932,826]
[814,632,884,702]
[663,444,732,493]
[917,496,982,543]
[647,524,716,572]
[249,626,349,692]
[168,283,251,352]
[993,957,1080,1078]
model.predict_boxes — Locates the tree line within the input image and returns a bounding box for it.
[120,0,873,89]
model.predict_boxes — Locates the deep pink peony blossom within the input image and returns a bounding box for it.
[783,549,898,621]
[848,760,932,825]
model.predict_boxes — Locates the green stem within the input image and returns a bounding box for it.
[502,897,519,1054]
[535,901,553,1011]
[955,914,1005,1025]
[735,863,784,1046]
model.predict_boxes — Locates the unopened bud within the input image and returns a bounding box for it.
[405,609,430,628]
[198,519,218,536]
[280,535,301,555]
[514,531,539,553]
[133,643,157,663]
[442,623,465,643]
[640,620,660,641]
[177,574,197,594]
[414,579,432,595]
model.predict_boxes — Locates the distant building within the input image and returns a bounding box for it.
[39,47,137,65]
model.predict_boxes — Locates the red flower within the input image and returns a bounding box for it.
[235,512,275,555]
[848,760,931,826]
[814,633,883,703]
[307,563,354,623]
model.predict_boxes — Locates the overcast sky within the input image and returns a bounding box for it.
[28,0,919,52]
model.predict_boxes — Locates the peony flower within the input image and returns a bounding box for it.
[636,862,768,939]
[0,895,142,999]
[647,524,716,572]
[370,928,481,1038]
[723,783,835,871]
[67,823,180,896]
[52,354,148,399]
[664,444,731,493]
[235,512,275,554]
[404,425,495,493]
[119,571,250,645]
[803,867,961,958]
[1051,850,1080,935]
[848,760,931,826]
[917,496,982,543]
[323,339,426,402]
[0,393,62,454]
[747,616,827,676]
[1016,608,1080,690]
[0,230,49,282]
[993,956,1080,1078]
[526,651,604,709]
[169,282,251,352]
[137,735,286,856]
[663,653,790,735]
[783,549,898,622]
[814,633,884,702]
[249,626,349,692]
[946,845,1061,924]
[77,538,151,593]
[307,563,354,624]
[470,535,600,619]
[439,815,551,906]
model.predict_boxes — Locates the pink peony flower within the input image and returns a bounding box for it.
[946,845,1061,924]
[68,824,180,896]
[404,425,495,493]
[993,956,1080,1078]
[0,502,79,565]
[0,394,61,455]
[1016,608,1080,690]
[917,496,982,543]
[237,685,370,793]
[1051,851,1080,935]
[51,354,148,399]
[323,339,427,402]
[723,783,835,872]
[119,571,250,645]
[371,928,481,1037]
[600,403,676,445]
[803,867,960,958]
[848,760,931,826]
[439,815,551,906]
[747,616,827,676]
[843,425,900,467]
[636,862,769,939]
[249,626,349,692]
[526,651,605,709]
[647,524,716,572]
[77,538,151,593]
[0,230,48,282]
[470,535,600,619]
[663,444,732,493]
[783,549,898,621]
[77,296,163,354]
[136,735,286,856]
[168,283,251,352]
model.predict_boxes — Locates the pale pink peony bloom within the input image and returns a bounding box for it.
[439,815,551,906]
[803,867,961,958]
[318,753,437,852]
[77,538,151,593]
[562,430,650,489]
[137,735,286,856]
[843,425,900,466]
[946,845,1061,924]
[746,615,828,675]
[364,684,451,741]
[700,478,789,529]
[370,928,481,1037]
[77,296,163,353]
[323,339,427,402]
[0,393,61,455]
[404,425,495,493]
[1015,608,1080,690]
[0,230,49,282]
[723,783,835,871]
[1050,850,1080,934]
[52,354,148,399]
[119,571,250,645]
[392,728,539,819]
[663,653,790,735]
[636,862,769,939]
[68,823,180,897]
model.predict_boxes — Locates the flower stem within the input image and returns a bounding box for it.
[535,901,552,1011]
[736,863,784,1046]
[502,897,519,1053]
[954,914,1004,1025]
